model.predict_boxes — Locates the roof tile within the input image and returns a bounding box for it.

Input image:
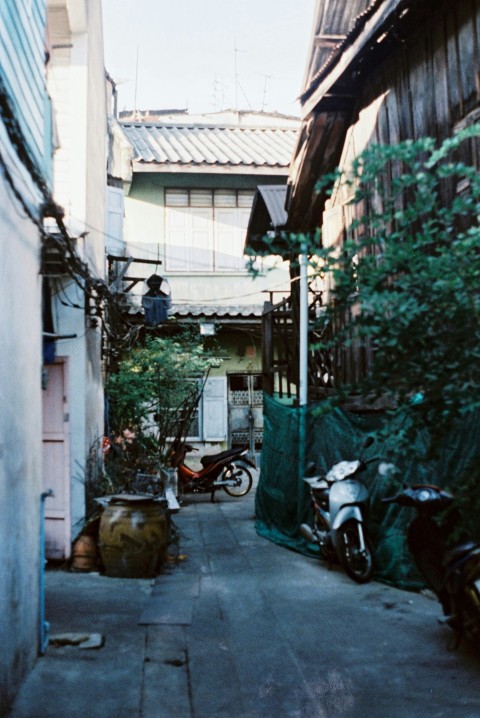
[121,120,298,168]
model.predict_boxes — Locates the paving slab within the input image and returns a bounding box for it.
[8,471,480,718]
[8,573,151,718]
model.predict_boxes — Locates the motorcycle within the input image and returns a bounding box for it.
[299,438,376,583]
[382,481,480,647]
[170,442,255,502]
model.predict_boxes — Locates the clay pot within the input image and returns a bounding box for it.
[98,495,168,578]
[71,535,100,572]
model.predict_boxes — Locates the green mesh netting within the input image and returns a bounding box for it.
[255,393,480,589]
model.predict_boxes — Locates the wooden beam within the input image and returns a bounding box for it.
[287,108,354,231]
[313,34,346,47]
[301,0,405,118]
[107,255,162,265]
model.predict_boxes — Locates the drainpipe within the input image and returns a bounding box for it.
[299,245,309,408]
[298,244,308,492]
[39,489,54,655]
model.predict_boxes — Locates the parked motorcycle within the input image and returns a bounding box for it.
[171,442,255,502]
[299,439,376,583]
[382,482,480,647]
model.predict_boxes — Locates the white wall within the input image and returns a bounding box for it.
[123,177,291,312]
[0,173,43,711]
[48,0,107,542]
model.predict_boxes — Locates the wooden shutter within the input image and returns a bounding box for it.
[166,206,191,270]
[105,186,125,254]
[215,207,239,270]
[191,207,214,271]
[202,376,227,441]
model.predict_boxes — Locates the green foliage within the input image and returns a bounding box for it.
[106,331,220,467]
[315,125,480,458]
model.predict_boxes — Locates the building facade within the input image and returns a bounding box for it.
[43,0,108,558]
[110,110,299,461]
[0,0,110,710]
[0,0,53,711]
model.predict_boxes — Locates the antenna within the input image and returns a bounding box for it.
[212,76,227,112]
[234,40,246,112]
[134,46,139,113]
[259,73,274,112]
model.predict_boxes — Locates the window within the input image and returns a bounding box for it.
[169,376,227,442]
[165,189,255,272]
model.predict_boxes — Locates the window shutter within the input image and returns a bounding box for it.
[165,206,191,270]
[202,376,227,441]
[215,207,239,270]
[165,189,188,206]
[105,186,125,254]
[191,208,214,271]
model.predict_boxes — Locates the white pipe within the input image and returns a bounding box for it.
[299,246,308,407]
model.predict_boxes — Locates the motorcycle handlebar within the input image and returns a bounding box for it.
[381,494,400,504]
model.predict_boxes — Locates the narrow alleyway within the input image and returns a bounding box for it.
[9,479,480,718]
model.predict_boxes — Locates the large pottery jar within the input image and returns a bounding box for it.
[98,494,168,578]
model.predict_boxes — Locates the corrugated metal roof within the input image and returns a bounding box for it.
[127,303,264,321]
[301,0,374,96]
[300,0,405,106]
[245,185,289,254]
[172,304,264,319]
[121,122,298,169]
[257,185,288,228]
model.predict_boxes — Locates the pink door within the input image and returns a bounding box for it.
[42,360,71,559]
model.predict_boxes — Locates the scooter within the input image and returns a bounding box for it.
[299,439,376,583]
[170,442,255,502]
[382,482,480,647]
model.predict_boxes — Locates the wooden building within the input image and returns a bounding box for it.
[248,0,480,400]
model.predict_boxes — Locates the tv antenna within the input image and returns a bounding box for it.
[259,73,274,112]
[234,40,247,112]
[212,75,227,112]
[134,46,139,114]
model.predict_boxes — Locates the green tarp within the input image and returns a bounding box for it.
[255,393,480,588]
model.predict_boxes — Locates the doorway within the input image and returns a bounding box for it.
[42,359,71,559]
[227,373,263,464]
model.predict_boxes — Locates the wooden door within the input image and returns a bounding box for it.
[42,360,71,559]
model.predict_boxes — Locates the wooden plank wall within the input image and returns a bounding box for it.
[322,0,480,390]
[0,0,52,182]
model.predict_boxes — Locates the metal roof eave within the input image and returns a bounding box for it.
[131,161,291,176]
[245,185,290,255]
[300,0,406,119]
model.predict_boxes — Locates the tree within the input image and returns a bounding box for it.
[313,125,480,458]
[105,331,221,473]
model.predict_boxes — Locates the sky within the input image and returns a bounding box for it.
[101,0,316,118]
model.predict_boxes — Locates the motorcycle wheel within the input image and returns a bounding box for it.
[223,464,253,497]
[459,586,480,646]
[338,520,374,584]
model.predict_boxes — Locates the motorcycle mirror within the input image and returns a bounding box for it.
[304,460,317,477]
[378,462,398,477]
[363,436,375,450]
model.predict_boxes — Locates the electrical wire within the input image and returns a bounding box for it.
[0,88,140,349]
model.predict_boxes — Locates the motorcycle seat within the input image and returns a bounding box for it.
[444,541,479,566]
[200,447,246,468]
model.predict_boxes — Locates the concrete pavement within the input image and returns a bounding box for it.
[8,480,480,718]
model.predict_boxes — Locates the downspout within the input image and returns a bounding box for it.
[39,489,54,655]
[298,244,308,497]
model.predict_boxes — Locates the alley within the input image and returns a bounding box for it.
[9,483,480,718]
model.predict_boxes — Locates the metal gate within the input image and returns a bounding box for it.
[227,373,263,461]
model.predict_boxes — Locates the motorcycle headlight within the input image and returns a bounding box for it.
[417,489,432,502]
